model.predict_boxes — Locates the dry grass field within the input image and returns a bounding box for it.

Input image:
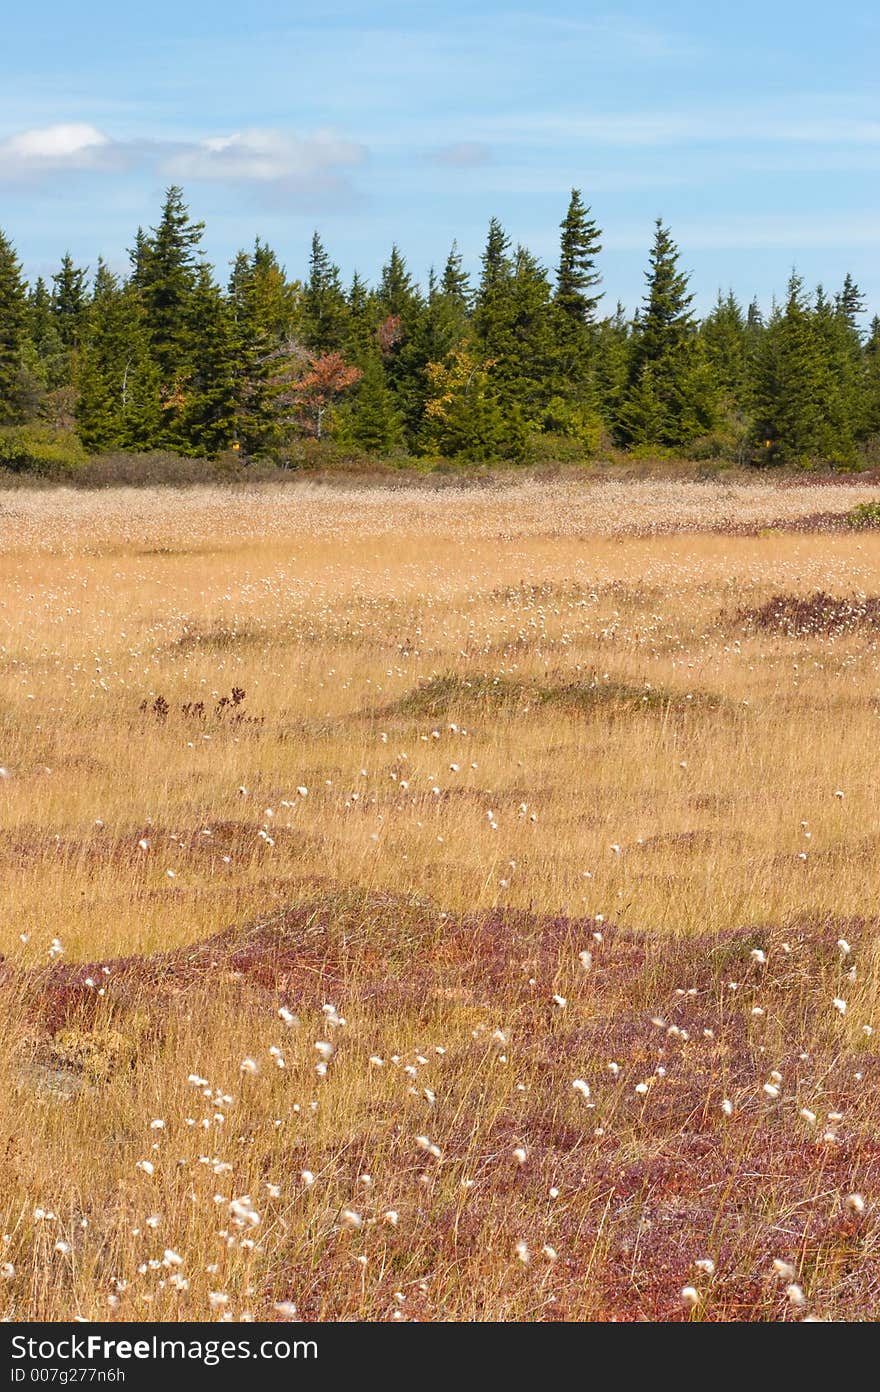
[1,477,880,1322]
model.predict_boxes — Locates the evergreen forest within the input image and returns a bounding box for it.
[2,185,879,471]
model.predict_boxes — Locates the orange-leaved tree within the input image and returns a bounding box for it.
[285,352,362,440]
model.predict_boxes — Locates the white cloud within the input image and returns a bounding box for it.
[0,121,365,204]
[0,122,115,174]
[161,127,365,188]
[6,122,108,159]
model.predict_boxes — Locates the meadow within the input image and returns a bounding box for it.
[1,476,879,1322]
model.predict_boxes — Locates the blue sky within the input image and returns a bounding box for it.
[2,0,879,316]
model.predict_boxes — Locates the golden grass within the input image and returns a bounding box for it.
[1,478,879,1321]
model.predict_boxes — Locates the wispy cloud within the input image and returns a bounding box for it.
[471,169,691,195]
[161,127,366,190]
[428,141,492,167]
[608,212,880,252]
[538,14,709,63]
[478,106,880,149]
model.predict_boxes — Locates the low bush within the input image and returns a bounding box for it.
[0,425,87,477]
[845,500,880,529]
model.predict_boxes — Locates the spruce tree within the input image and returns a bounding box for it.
[476,224,567,445]
[76,263,161,450]
[128,228,150,290]
[21,278,68,421]
[227,248,283,456]
[423,265,469,356]
[555,189,603,326]
[0,229,27,424]
[631,219,695,373]
[250,239,300,342]
[743,297,766,391]
[389,267,470,447]
[751,273,835,462]
[671,345,721,446]
[344,271,379,362]
[621,220,713,446]
[441,241,472,308]
[475,218,512,321]
[699,291,753,453]
[493,246,556,424]
[28,278,65,384]
[343,349,403,453]
[594,304,632,433]
[837,272,866,332]
[374,245,422,421]
[138,187,205,385]
[173,264,237,455]
[474,220,514,364]
[548,192,605,442]
[864,316,880,438]
[377,245,420,321]
[300,233,348,352]
[51,253,89,350]
[701,292,748,402]
[617,364,669,447]
[813,275,867,457]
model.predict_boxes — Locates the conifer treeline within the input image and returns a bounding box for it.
[1,185,879,465]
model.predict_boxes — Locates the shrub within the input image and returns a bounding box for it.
[0,425,87,477]
[75,449,245,488]
[845,500,880,529]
